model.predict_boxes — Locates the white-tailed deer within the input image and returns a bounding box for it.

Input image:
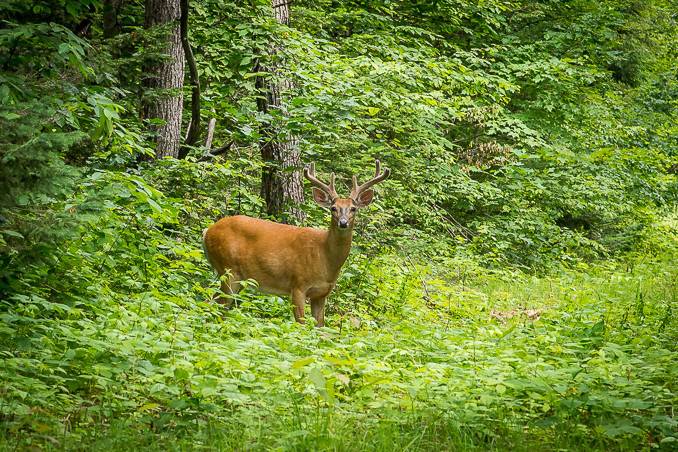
[202,160,390,326]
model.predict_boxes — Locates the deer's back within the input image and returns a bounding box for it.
[203,215,327,290]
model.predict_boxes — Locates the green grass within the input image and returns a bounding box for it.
[1,251,676,451]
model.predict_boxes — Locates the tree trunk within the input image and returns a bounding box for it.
[142,0,184,159]
[257,0,305,223]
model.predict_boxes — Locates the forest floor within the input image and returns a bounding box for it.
[1,250,676,451]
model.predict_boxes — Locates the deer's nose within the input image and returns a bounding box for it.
[338,218,349,228]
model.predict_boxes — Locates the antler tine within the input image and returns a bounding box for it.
[304,162,338,199]
[351,159,391,199]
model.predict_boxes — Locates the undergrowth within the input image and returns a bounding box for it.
[0,193,675,450]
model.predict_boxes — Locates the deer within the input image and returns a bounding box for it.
[202,160,390,327]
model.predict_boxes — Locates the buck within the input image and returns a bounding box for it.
[202,160,390,327]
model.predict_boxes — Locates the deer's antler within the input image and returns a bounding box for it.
[350,160,391,200]
[304,162,338,200]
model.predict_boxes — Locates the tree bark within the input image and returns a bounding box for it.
[142,0,184,159]
[257,0,305,223]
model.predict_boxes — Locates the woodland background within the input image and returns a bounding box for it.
[0,0,676,450]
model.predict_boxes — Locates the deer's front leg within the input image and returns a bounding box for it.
[311,297,326,327]
[291,289,306,324]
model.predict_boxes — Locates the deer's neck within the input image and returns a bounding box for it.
[325,224,353,278]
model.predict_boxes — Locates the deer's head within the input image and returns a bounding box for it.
[304,160,391,230]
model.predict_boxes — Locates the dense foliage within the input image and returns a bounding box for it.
[0,0,676,449]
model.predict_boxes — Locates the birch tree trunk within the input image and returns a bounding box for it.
[142,0,184,159]
[257,0,305,223]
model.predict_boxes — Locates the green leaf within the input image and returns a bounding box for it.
[147,198,163,214]
[292,356,315,369]
[308,367,325,391]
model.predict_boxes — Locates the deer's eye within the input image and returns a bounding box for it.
[330,206,337,212]
[350,207,357,212]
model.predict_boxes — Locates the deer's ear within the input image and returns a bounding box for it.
[354,189,374,208]
[312,188,333,208]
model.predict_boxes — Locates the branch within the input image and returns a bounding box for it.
[179,0,201,159]
[199,141,234,162]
